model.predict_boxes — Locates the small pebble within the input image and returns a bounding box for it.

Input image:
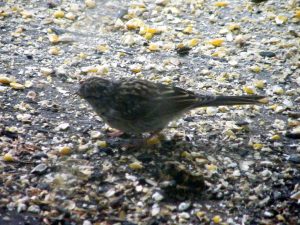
[259,51,276,58]
[178,202,190,211]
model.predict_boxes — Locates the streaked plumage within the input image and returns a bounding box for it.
[78,77,266,134]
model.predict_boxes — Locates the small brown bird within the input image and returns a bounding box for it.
[78,77,266,134]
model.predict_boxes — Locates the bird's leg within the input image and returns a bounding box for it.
[107,129,124,137]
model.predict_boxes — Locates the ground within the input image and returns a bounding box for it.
[0,0,299,224]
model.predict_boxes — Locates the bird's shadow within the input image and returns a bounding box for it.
[103,135,212,201]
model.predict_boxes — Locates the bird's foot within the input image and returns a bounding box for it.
[107,129,125,137]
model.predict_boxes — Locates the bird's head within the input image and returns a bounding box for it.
[77,77,113,100]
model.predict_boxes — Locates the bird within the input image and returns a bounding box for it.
[78,77,267,135]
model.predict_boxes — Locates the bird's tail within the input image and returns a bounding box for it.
[199,95,268,107]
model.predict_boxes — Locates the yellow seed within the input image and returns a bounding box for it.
[273,87,284,95]
[0,76,12,84]
[97,141,107,148]
[10,82,25,90]
[276,214,285,221]
[0,10,9,17]
[20,10,33,18]
[212,215,222,224]
[3,153,14,162]
[48,46,60,55]
[228,23,240,31]
[85,0,96,8]
[129,162,143,170]
[183,25,193,34]
[254,80,265,89]
[126,18,144,30]
[269,104,278,111]
[214,2,228,7]
[243,86,256,94]
[209,39,224,47]
[180,151,190,158]
[196,211,206,218]
[206,164,217,171]
[270,134,280,141]
[148,43,159,51]
[249,65,261,73]
[59,146,72,155]
[53,10,65,18]
[252,143,263,150]
[295,10,300,19]
[84,66,98,73]
[146,136,160,145]
[96,44,109,53]
[144,32,154,40]
[130,65,142,73]
[188,38,199,47]
[78,52,87,59]
[65,12,76,20]
[139,25,148,35]
[48,34,60,43]
[258,97,269,104]
[275,15,288,24]
[147,27,159,34]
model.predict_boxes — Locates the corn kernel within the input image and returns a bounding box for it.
[97,140,107,148]
[196,211,206,218]
[276,214,285,221]
[10,82,25,90]
[258,97,269,104]
[148,43,159,51]
[78,52,87,59]
[96,44,109,53]
[275,15,288,24]
[180,151,190,158]
[214,2,228,7]
[48,47,60,55]
[130,65,142,73]
[212,215,222,224]
[65,12,76,20]
[273,86,284,95]
[59,146,72,155]
[188,38,199,47]
[228,23,240,31]
[146,136,160,145]
[249,65,261,73]
[253,80,265,89]
[183,25,193,34]
[20,10,33,18]
[126,18,144,30]
[295,10,300,19]
[243,86,256,94]
[270,134,280,141]
[144,32,154,40]
[0,76,12,84]
[48,34,60,43]
[85,0,96,8]
[147,27,159,34]
[269,104,278,111]
[0,10,9,17]
[129,162,143,170]
[252,143,263,150]
[3,153,14,162]
[53,10,64,18]
[206,164,217,171]
[209,39,224,47]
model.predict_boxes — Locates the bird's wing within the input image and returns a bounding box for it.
[113,80,214,120]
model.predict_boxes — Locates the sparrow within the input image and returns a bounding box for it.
[78,77,266,134]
